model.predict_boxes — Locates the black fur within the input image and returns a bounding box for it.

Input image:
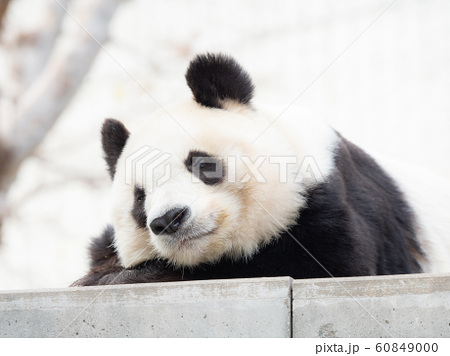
[185,53,255,109]
[131,186,147,229]
[72,136,423,286]
[71,226,180,286]
[185,150,225,185]
[86,225,117,268]
[101,119,130,179]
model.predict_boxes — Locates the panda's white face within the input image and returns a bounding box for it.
[104,54,337,268]
[111,101,305,268]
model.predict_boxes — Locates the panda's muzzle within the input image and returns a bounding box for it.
[150,207,191,235]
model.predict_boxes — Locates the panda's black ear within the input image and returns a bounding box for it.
[185,53,255,109]
[101,119,130,180]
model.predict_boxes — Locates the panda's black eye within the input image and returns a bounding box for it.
[134,187,146,203]
[185,150,225,185]
[132,186,147,229]
[198,160,217,172]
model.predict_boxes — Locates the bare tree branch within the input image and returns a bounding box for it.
[0,0,123,241]
[7,0,122,164]
[5,0,71,94]
[0,0,10,30]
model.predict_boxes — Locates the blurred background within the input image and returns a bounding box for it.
[0,0,449,290]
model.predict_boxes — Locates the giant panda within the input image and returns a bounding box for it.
[72,53,450,286]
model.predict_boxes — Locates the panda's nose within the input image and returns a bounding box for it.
[150,207,191,235]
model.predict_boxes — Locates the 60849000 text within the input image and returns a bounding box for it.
[315,342,439,354]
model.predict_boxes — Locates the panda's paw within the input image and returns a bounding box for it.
[70,260,184,286]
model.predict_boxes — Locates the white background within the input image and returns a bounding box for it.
[0,0,449,290]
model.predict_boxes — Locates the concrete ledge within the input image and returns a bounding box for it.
[0,277,292,337]
[1,273,450,337]
[293,273,450,338]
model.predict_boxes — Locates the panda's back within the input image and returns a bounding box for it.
[373,154,450,273]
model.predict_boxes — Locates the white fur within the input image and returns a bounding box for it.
[110,95,450,273]
[111,100,338,268]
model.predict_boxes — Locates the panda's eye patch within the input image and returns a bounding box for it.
[132,186,147,229]
[134,186,146,203]
[185,150,224,185]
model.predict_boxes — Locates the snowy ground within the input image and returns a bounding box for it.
[0,0,449,290]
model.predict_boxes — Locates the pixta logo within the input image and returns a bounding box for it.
[125,146,324,188]
[125,146,172,191]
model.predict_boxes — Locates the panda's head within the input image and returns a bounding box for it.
[103,53,307,268]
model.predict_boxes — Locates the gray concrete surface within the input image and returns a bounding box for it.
[293,273,450,338]
[0,277,292,337]
[2,274,450,338]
